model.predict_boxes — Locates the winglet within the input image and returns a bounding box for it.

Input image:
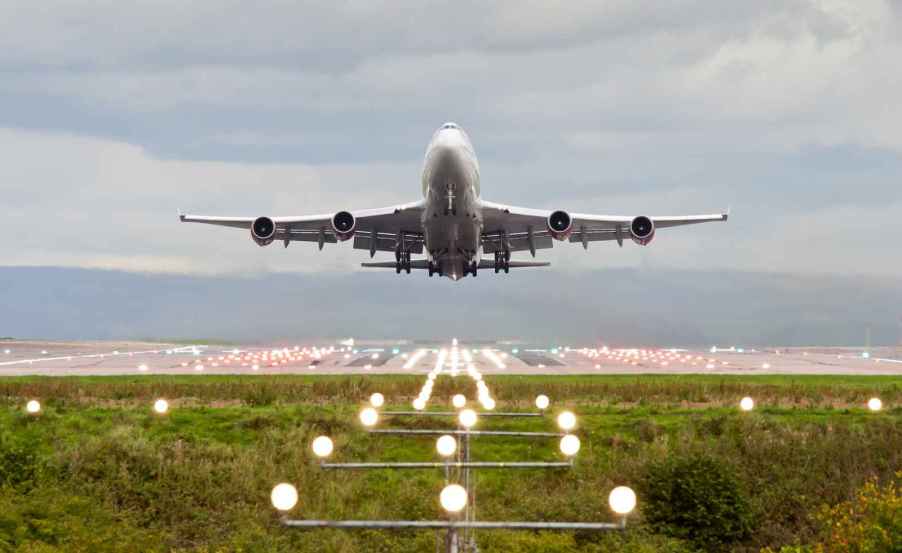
[178,209,186,222]
[723,205,731,221]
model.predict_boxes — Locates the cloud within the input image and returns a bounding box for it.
[1,1,900,278]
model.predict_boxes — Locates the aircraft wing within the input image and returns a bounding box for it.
[480,200,728,253]
[179,200,427,254]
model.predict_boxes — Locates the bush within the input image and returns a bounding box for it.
[641,454,753,551]
[0,433,43,490]
[814,472,901,553]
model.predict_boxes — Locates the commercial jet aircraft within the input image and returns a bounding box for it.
[180,122,728,280]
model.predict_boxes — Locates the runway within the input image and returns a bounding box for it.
[1,340,900,376]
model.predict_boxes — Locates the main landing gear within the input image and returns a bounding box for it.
[493,250,511,273]
[395,250,411,274]
[462,261,478,277]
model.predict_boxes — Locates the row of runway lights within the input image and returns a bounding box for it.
[270,392,633,517]
[18,395,887,417]
[578,346,731,369]
[270,480,637,517]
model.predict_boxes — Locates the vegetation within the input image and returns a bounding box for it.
[641,454,753,550]
[0,375,899,552]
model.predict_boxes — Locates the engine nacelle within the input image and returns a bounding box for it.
[250,216,276,246]
[546,210,573,241]
[331,211,356,241]
[629,215,655,246]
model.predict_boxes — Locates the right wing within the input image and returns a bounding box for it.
[179,200,426,254]
[480,200,728,254]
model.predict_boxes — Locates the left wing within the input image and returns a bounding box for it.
[480,200,728,254]
[179,200,426,255]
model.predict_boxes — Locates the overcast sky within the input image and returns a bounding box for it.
[1,0,900,279]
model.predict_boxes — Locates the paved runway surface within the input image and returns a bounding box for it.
[1,340,900,376]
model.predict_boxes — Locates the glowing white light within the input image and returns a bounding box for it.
[440,484,468,513]
[194,364,204,371]
[138,364,149,372]
[3,349,10,354]
[482,398,496,410]
[271,483,299,511]
[370,393,385,408]
[560,434,581,456]
[867,397,883,411]
[25,400,41,414]
[452,394,467,409]
[413,398,426,411]
[359,407,379,427]
[608,486,636,515]
[862,352,871,359]
[252,364,259,371]
[458,409,478,429]
[535,395,550,410]
[436,435,457,457]
[312,436,334,458]
[740,397,755,411]
[557,411,577,431]
[762,363,771,369]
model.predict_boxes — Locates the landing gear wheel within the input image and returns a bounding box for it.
[470,261,478,277]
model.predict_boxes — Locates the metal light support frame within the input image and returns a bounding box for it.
[281,409,627,553]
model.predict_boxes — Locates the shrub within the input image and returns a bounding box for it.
[814,472,901,553]
[641,454,753,551]
[0,434,42,490]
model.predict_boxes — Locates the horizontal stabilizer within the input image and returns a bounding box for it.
[361,260,550,270]
[361,261,430,269]
[476,260,550,269]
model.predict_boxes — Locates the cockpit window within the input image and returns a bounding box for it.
[441,123,458,130]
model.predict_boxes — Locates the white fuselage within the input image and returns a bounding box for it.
[420,123,482,280]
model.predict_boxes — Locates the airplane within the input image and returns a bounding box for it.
[180,122,728,281]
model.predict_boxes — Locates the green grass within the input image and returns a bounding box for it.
[0,375,900,552]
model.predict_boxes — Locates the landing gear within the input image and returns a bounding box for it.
[395,250,411,274]
[463,261,478,277]
[493,250,511,273]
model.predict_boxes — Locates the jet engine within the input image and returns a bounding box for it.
[547,210,573,241]
[629,215,655,245]
[331,211,356,241]
[250,216,277,246]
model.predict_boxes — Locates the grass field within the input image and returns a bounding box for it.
[0,375,900,552]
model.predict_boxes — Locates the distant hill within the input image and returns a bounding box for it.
[1,266,899,346]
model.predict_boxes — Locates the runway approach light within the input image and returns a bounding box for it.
[153,399,169,414]
[483,397,496,410]
[25,400,41,414]
[459,409,478,429]
[436,435,457,457]
[867,397,883,411]
[359,407,379,427]
[452,394,467,409]
[440,484,468,513]
[138,364,149,372]
[557,411,577,431]
[312,436,334,458]
[740,397,755,411]
[271,483,299,512]
[608,486,637,515]
[370,393,385,408]
[535,394,550,410]
[560,434,581,456]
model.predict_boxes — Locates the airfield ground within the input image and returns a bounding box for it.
[1,340,899,551]
[1,339,900,376]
